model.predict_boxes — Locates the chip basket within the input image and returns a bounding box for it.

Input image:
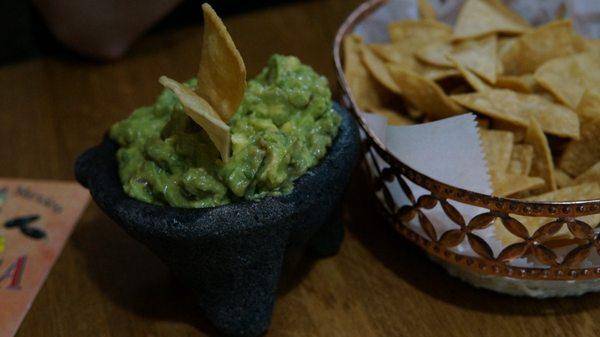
[332,0,600,297]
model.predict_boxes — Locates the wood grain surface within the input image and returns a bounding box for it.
[2,0,600,336]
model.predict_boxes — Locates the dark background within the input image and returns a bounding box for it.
[0,0,300,65]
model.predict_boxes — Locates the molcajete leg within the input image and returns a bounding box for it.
[154,224,290,337]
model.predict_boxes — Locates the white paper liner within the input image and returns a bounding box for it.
[354,0,600,269]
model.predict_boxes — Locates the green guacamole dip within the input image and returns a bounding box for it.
[110,55,341,208]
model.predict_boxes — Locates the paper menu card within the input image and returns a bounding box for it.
[0,179,89,337]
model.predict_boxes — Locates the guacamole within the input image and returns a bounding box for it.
[110,55,341,208]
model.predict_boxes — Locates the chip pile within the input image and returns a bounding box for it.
[343,0,600,245]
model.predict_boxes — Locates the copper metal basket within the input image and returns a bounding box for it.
[332,0,600,296]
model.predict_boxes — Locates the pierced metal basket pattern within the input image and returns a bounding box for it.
[332,0,600,281]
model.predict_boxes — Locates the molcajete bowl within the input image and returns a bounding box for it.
[74,103,359,337]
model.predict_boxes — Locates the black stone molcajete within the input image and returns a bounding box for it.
[74,103,360,337]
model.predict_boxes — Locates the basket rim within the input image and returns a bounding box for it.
[331,0,600,215]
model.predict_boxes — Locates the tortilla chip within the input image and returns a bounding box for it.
[495,59,504,76]
[555,169,575,188]
[416,40,453,67]
[484,0,531,27]
[477,117,490,129]
[453,0,529,39]
[418,0,437,20]
[498,36,517,57]
[450,89,580,139]
[159,76,231,162]
[407,107,425,120]
[480,129,514,180]
[495,75,536,93]
[491,120,525,142]
[422,67,461,82]
[559,117,600,176]
[493,174,545,197]
[587,39,600,52]
[361,45,402,95]
[388,65,465,119]
[197,3,246,122]
[508,144,534,176]
[495,37,515,76]
[501,20,587,75]
[576,90,600,122]
[534,52,600,109]
[371,40,462,84]
[575,161,600,184]
[388,19,451,46]
[538,93,561,106]
[344,36,394,112]
[373,108,415,126]
[524,116,556,192]
[418,34,498,83]
[452,34,497,83]
[370,44,459,82]
[531,182,600,202]
[369,43,411,64]
[446,54,490,92]
[555,3,567,20]
[495,183,600,245]
[441,81,472,96]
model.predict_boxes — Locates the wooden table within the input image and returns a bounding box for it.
[2,1,600,336]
